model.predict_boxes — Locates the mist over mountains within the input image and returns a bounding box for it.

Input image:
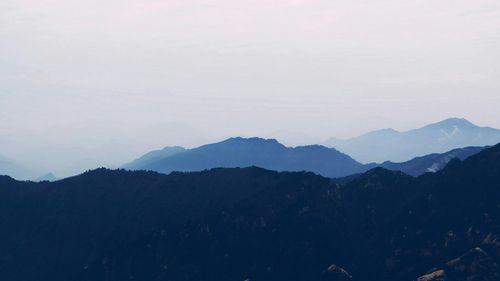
[124,137,487,179]
[123,137,367,178]
[122,146,186,170]
[1,117,500,281]
[2,118,496,181]
[323,118,500,163]
[0,154,35,180]
[3,0,499,279]
[2,143,500,281]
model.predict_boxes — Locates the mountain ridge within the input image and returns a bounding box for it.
[324,118,500,163]
[124,137,489,178]
[125,137,366,178]
[2,144,500,280]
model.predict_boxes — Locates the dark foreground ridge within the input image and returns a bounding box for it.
[1,144,500,281]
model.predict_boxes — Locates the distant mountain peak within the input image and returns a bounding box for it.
[323,117,500,163]
[125,137,366,178]
[224,137,281,144]
[219,137,284,148]
[364,127,400,136]
[35,173,58,182]
[380,128,399,133]
[361,166,411,179]
[159,145,185,151]
[428,117,475,128]
[294,144,330,150]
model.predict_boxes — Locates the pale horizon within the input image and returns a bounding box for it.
[1,0,499,176]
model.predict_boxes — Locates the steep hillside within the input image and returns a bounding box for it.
[1,144,500,281]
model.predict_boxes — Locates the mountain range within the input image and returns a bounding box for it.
[124,137,487,178]
[1,143,500,281]
[1,118,497,181]
[324,118,500,163]
[123,137,368,178]
[378,145,486,176]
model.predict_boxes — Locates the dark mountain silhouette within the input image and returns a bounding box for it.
[324,118,500,163]
[124,137,367,178]
[378,145,486,176]
[1,143,500,280]
[125,137,486,178]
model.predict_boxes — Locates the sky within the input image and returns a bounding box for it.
[1,0,499,177]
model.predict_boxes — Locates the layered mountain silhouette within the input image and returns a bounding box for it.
[1,143,500,281]
[379,145,486,176]
[1,129,488,181]
[324,118,500,163]
[124,137,486,178]
[124,137,368,178]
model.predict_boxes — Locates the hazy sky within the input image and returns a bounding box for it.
[1,0,499,176]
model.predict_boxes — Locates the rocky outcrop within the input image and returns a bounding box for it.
[322,264,353,281]
[417,270,446,281]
